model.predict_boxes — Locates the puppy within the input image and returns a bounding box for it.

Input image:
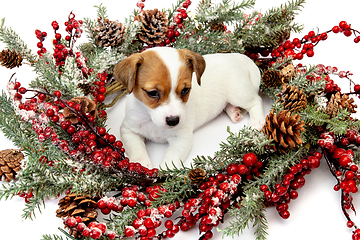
[114,47,264,169]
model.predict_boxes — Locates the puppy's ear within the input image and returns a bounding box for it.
[114,53,144,93]
[179,49,206,86]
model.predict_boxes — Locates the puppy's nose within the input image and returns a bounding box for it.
[166,116,180,127]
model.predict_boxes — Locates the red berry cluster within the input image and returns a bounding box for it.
[225,152,263,180]
[17,189,34,203]
[35,12,89,76]
[38,155,55,167]
[126,204,179,239]
[332,21,360,43]
[136,0,146,11]
[163,0,191,46]
[35,30,47,57]
[270,30,328,61]
[92,71,108,103]
[64,217,116,239]
[261,152,322,219]
[97,196,123,214]
[8,82,160,179]
[253,20,359,64]
[318,129,360,234]
[97,185,149,215]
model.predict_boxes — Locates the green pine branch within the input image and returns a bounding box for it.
[221,187,268,240]
[0,18,37,63]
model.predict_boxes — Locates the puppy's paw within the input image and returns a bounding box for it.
[225,105,244,123]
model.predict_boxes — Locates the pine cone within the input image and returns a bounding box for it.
[0,149,24,182]
[262,110,305,153]
[279,64,295,83]
[77,82,93,96]
[262,69,282,88]
[63,97,97,124]
[134,9,169,45]
[210,22,226,32]
[188,168,206,184]
[0,49,23,69]
[56,193,99,238]
[276,84,307,113]
[93,17,126,47]
[325,92,357,118]
[275,29,291,45]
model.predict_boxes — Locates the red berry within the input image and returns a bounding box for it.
[347,220,354,228]
[144,218,154,229]
[98,86,106,94]
[226,163,238,175]
[280,210,290,219]
[96,222,107,233]
[242,152,258,167]
[125,227,136,237]
[339,21,348,29]
[97,94,105,102]
[101,208,111,215]
[308,156,320,169]
[82,228,90,237]
[306,49,314,57]
[260,185,268,192]
[97,199,107,209]
[354,84,360,93]
[98,127,106,135]
[344,30,352,37]
[65,217,77,228]
[107,231,116,240]
[289,190,298,199]
[339,155,352,167]
[165,220,173,229]
[54,90,62,98]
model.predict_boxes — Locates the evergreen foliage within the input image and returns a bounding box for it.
[0,1,359,240]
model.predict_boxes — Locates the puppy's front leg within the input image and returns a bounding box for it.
[160,132,193,170]
[120,125,153,168]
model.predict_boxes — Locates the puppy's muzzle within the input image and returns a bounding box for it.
[166,116,180,127]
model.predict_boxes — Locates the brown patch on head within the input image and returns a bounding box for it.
[177,49,206,86]
[176,49,206,102]
[113,50,172,109]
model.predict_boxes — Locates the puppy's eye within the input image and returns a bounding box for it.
[144,89,160,99]
[181,87,190,97]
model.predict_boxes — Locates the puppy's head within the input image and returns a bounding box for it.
[114,47,205,129]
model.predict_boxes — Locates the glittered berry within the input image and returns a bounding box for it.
[96,222,107,233]
[65,217,77,228]
[339,155,352,167]
[90,228,102,239]
[144,218,154,229]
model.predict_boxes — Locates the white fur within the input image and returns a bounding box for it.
[120,47,264,169]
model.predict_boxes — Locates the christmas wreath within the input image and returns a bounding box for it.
[1,0,360,240]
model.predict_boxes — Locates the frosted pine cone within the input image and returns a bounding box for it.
[0,49,23,69]
[262,110,305,153]
[0,149,23,182]
[93,17,126,47]
[134,9,168,45]
[276,84,307,113]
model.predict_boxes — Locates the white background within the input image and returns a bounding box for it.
[1,0,360,239]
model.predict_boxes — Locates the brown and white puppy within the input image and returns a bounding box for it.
[114,47,264,169]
